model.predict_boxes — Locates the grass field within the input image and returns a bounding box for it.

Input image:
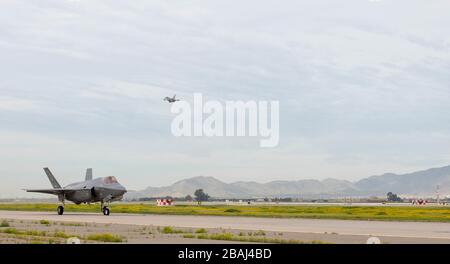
[0,203,449,222]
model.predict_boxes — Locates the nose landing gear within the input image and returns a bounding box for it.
[102,206,110,216]
[101,200,111,216]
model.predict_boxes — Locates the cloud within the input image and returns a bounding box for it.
[0,96,38,112]
[1,0,450,196]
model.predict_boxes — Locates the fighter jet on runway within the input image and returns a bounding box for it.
[164,94,180,103]
[25,168,127,216]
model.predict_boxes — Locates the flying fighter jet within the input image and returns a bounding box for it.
[164,94,180,103]
[25,168,127,216]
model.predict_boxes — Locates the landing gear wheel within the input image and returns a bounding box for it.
[102,207,110,216]
[57,206,64,215]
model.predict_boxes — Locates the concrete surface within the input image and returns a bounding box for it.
[1,210,450,241]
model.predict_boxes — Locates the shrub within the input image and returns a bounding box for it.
[162,226,174,233]
[40,220,50,225]
[195,228,207,234]
[194,232,327,244]
[53,231,69,238]
[196,234,209,239]
[162,226,184,234]
[25,230,46,236]
[0,220,10,227]
[208,233,234,241]
[3,228,18,234]
[224,208,241,213]
[87,233,123,243]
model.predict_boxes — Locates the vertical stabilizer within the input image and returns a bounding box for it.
[43,168,61,189]
[85,168,93,181]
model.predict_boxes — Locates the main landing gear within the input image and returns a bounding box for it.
[57,205,64,215]
[57,196,65,215]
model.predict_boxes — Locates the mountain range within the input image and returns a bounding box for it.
[125,165,450,199]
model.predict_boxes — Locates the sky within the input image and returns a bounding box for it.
[1,0,450,197]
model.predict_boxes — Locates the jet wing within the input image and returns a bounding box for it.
[25,188,85,195]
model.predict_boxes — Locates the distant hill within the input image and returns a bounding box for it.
[354,165,450,196]
[125,165,450,199]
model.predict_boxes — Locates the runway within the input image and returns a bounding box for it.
[1,210,450,241]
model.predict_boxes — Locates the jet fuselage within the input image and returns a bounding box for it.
[64,176,126,204]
